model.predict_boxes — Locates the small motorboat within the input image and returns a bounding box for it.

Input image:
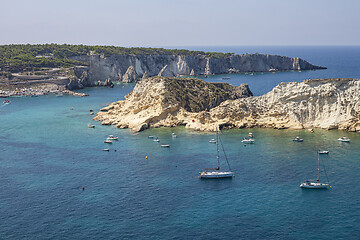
[293,137,303,142]
[248,132,253,138]
[318,150,329,154]
[107,135,118,140]
[172,133,177,138]
[161,144,170,148]
[148,136,154,139]
[241,138,255,144]
[104,139,113,144]
[103,149,110,151]
[338,137,350,142]
[222,77,230,80]
[3,99,10,104]
[153,138,160,142]
[88,124,95,128]
[209,139,216,143]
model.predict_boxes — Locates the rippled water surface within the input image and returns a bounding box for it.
[1,46,360,239]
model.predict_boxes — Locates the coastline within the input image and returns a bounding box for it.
[94,77,360,133]
[0,83,88,97]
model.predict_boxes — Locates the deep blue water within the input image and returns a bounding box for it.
[1,46,360,239]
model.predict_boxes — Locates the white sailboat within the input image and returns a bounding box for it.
[199,128,235,179]
[300,151,330,189]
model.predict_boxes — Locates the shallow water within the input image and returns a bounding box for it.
[1,47,360,239]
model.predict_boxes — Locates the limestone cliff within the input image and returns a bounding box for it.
[94,77,360,132]
[93,76,253,132]
[72,53,325,86]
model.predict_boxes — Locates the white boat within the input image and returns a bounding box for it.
[318,150,329,154]
[199,128,235,179]
[293,137,303,142]
[88,124,95,128]
[209,139,216,143]
[104,139,113,144]
[241,138,255,144]
[338,137,350,142]
[153,138,160,142]
[248,132,253,138]
[103,149,110,151]
[148,136,154,139]
[107,135,118,140]
[161,144,170,148]
[300,180,329,189]
[300,151,330,189]
[172,133,177,138]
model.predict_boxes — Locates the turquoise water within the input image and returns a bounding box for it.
[1,47,360,239]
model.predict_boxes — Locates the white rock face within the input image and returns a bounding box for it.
[122,66,138,83]
[205,78,360,131]
[95,77,360,132]
[93,76,252,132]
[71,53,325,85]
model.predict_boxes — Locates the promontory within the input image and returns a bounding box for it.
[94,77,360,132]
[0,44,325,96]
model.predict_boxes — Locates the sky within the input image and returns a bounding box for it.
[0,0,359,47]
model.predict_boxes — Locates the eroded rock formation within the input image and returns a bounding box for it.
[94,77,360,132]
[72,53,325,86]
[93,76,252,132]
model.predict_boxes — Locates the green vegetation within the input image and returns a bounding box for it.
[0,44,234,73]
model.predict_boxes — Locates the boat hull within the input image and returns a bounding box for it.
[199,171,235,179]
[300,182,329,189]
[241,140,254,144]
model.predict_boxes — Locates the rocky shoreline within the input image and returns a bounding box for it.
[94,77,360,133]
[69,53,326,89]
[0,84,88,97]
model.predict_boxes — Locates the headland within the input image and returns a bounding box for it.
[94,77,360,133]
[0,44,326,95]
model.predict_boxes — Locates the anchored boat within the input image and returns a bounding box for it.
[293,136,303,142]
[338,137,350,142]
[300,151,330,189]
[199,128,235,179]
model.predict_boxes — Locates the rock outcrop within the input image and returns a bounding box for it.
[93,76,253,132]
[71,53,326,86]
[94,77,360,132]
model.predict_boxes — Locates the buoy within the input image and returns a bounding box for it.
[73,162,74,164]
[146,156,148,159]
[82,187,85,191]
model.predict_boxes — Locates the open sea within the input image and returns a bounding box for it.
[1,46,360,239]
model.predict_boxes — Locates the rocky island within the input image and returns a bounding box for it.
[94,77,360,132]
[0,44,325,96]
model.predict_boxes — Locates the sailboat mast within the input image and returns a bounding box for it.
[317,151,320,181]
[216,127,220,169]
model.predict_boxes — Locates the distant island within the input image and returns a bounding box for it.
[94,77,360,133]
[0,44,326,97]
